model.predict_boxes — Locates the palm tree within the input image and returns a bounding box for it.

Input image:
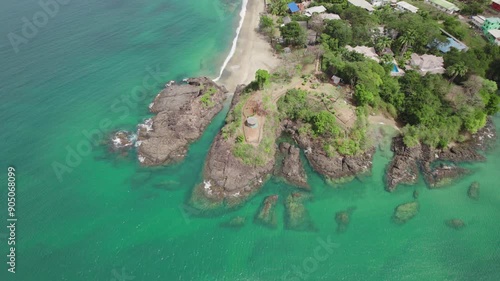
[447,63,468,84]
[268,0,288,16]
[375,36,392,54]
[398,29,417,55]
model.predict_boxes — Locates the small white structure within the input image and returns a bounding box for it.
[396,1,419,13]
[471,16,486,28]
[348,0,375,12]
[305,5,327,17]
[331,75,342,84]
[408,53,445,74]
[319,13,341,20]
[346,45,380,62]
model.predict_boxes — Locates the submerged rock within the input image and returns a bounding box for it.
[445,219,466,230]
[220,216,246,228]
[335,207,356,233]
[255,195,279,228]
[393,201,419,224]
[284,192,315,231]
[136,77,227,166]
[413,190,420,199]
[468,182,480,200]
[277,142,308,189]
[423,163,469,188]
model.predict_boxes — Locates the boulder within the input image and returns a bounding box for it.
[278,142,308,189]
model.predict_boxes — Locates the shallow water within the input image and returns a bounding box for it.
[1,1,500,281]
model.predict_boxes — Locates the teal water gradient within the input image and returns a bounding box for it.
[1,0,500,280]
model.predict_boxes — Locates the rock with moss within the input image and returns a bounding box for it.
[393,201,419,224]
[445,219,465,230]
[220,216,246,228]
[255,195,279,228]
[468,182,480,200]
[284,192,315,231]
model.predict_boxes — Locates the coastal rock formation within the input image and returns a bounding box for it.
[468,182,480,200]
[445,219,466,230]
[277,142,308,189]
[393,201,419,224]
[136,77,227,166]
[283,120,375,181]
[284,192,316,231]
[386,119,496,191]
[255,195,279,228]
[189,85,276,210]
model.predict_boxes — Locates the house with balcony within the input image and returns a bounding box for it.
[482,18,500,35]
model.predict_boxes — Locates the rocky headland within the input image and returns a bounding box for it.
[136,77,228,166]
[282,120,375,182]
[386,119,496,191]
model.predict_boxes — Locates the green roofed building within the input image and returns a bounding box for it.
[482,18,500,35]
[426,0,460,14]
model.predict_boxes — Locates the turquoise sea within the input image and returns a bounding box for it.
[1,0,499,280]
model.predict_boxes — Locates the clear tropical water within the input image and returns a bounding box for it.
[1,1,499,281]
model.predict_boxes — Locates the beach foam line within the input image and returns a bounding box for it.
[213,0,249,82]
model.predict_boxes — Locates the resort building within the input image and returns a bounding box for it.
[305,5,327,17]
[486,29,500,46]
[347,0,375,12]
[471,16,486,29]
[319,13,341,20]
[396,1,419,13]
[482,18,500,35]
[346,45,380,62]
[407,53,445,75]
[425,0,459,14]
[492,0,500,12]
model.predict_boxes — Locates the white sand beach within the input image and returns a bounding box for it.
[217,0,280,92]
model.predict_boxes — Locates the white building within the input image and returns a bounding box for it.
[396,1,419,13]
[305,5,327,17]
[487,29,500,46]
[371,0,390,7]
[347,0,375,12]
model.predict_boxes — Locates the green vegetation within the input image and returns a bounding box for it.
[255,69,271,90]
[200,87,217,108]
[280,21,307,47]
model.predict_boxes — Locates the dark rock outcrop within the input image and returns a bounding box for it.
[422,163,469,188]
[468,182,480,200]
[109,130,135,151]
[445,219,466,230]
[282,120,375,181]
[255,195,279,228]
[277,142,308,189]
[136,77,227,166]
[386,137,421,191]
[393,201,419,224]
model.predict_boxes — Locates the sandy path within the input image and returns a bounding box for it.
[217,0,280,92]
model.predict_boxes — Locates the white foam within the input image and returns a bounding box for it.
[213,0,249,82]
[138,155,145,163]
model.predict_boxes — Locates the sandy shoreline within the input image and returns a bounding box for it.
[216,0,280,92]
